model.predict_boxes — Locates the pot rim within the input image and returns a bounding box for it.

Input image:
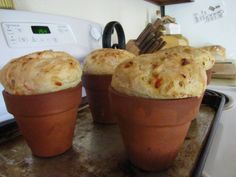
[82,73,112,90]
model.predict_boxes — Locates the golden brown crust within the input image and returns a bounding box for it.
[83,48,135,75]
[154,46,215,70]
[0,50,82,95]
[111,53,207,99]
[200,45,225,60]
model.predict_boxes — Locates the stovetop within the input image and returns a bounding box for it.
[203,84,236,177]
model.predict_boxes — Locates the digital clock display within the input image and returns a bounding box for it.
[31,26,51,34]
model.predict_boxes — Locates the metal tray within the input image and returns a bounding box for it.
[0,90,225,177]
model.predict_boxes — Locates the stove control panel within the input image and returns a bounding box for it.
[1,22,77,48]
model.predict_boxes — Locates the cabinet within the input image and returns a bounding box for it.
[145,0,194,6]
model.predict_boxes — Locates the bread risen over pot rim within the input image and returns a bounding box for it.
[83,48,135,75]
[200,45,226,60]
[111,53,207,99]
[0,50,82,95]
[157,46,216,70]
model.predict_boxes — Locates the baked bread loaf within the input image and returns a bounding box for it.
[0,50,82,95]
[111,53,207,99]
[155,46,215,70]
[83,48,135,75]
[200,45,225,61]
[161,34,189,49]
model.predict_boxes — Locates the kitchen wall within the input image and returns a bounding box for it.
[14,0,234,58]
[166,0,235,59]
[13,0,158,41]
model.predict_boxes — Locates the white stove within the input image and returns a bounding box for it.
[0,9,103,124]
[203,84,236,177]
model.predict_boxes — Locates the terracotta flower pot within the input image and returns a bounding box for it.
[206,69,212,85]
[2,84,82,157]
[82,74,116,124]
[109,88,202,171]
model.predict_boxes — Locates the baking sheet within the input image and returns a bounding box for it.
[0,90,225,177]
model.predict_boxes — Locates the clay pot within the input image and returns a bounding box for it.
[82,73,116,124]
[3,84,82,157]
[109,88,202,171]
[206,69,212,85]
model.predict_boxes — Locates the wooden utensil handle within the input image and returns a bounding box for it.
[136,24,153,46]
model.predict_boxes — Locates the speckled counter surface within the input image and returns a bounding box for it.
[0,106,215,177]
